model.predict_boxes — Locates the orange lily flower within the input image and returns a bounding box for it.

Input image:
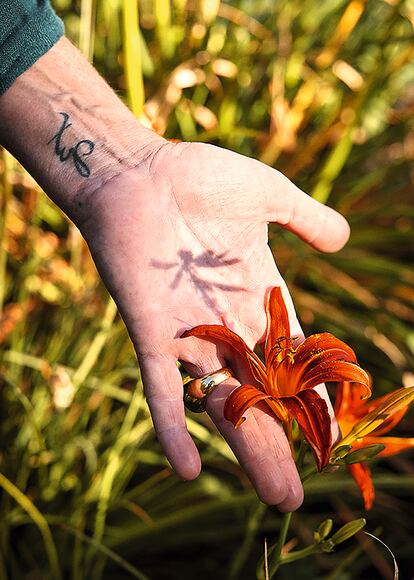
[182,287,370,471]
[334,382,414,509]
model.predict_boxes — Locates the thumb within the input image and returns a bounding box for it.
[259,162,350,253]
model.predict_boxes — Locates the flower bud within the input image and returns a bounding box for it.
[329,444,352,464]
[314,518,333,543]
[331,518,366,545]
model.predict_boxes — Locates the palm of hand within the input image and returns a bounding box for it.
[82,141,348,510]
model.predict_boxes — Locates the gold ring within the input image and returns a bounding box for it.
[183,367,233,413]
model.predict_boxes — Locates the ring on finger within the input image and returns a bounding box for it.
[183,367,234,413]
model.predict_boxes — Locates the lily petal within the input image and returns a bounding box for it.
[181,324,266,385]
[337,386,414,448]
[279,390,332,471]
[301,360,371,398]
[334,381,370,417]
[265,287,291,368]
[291,333,360,388]
[295,333,358,368]
[347,462,374,510]
[223,384,275,427]
[352,436,414,457]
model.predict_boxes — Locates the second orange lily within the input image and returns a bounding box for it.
[334,382,414,509]
[182,286,371,471]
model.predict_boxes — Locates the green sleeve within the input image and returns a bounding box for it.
[0,0,64,95]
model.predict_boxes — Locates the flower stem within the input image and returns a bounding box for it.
[286,420,295,457]
[300,464,317,483]
[269,511,292,578]
[296,440,307,470]
[279,544,320,564]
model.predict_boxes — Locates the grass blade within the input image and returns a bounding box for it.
[0,472,62,580]
[122,0,145,116]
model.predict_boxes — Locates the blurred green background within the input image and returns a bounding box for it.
[1,0,414,578]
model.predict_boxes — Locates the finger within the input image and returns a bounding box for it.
[207,378,303,510]
[230,352,305,511]
[255,160,350,253]
[180,340,302,510]
[139,354,201,480]
[179,337,226,380]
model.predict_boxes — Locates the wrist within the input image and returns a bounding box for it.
[0,36,165,225]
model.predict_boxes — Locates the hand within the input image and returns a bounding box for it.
[79,140,349,511]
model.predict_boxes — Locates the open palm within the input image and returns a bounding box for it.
[80,140,349,511]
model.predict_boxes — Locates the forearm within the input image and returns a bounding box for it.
[0,36,163,224]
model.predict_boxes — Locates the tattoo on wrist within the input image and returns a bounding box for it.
[47,112,95,178]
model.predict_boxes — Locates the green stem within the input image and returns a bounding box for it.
[266,441,308,578]
[300,464,317,484]
[286,420,296,458]
[296,440,307,470]
[280,544,320,564]
[269,511,292,578]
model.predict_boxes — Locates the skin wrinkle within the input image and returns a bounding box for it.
[283,185,299,231]
[73,139,167,227]
[170,143,259,220]
[262,170,294,225]
[305,205,330,248]
[209,391,298,506]
[169,180,232,261]
[138,351,177,371]
[180,353,226,379]
[242,454,288,504]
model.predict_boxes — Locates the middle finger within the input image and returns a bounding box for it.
[206,377,304,511]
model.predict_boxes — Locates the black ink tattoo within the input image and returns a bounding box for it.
[48,112,95,178]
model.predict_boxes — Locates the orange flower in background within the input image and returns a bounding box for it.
[334,382,414,509]
[182,287,370,471]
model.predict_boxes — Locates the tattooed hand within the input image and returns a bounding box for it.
[78,140,348,511]
[0,37,349,511]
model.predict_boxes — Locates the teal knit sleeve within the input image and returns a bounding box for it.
[0,0,64,95]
